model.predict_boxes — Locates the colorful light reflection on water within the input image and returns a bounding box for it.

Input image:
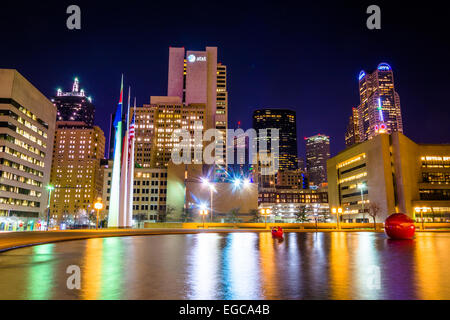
[0,232,450,300]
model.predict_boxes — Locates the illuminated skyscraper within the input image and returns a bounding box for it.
[167,47,227,164]
[305,134,330,186]
[345,107,360,147]
[253,109,298,172]
[51,78,95,127]
[50,122,105,223]
[357,63,403,141]
[133,96,206,168]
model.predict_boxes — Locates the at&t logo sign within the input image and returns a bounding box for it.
[187,54,207,63]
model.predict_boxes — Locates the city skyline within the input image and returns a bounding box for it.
[1,2,449,160]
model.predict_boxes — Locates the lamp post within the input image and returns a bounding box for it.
[94,198,103,230]
[332,207,342,230]
[357,182,366,222]
[260,208,271,229]
[415,207,426,230]
[202,178,216,223]
[200,209,208,229]
[46,185,54,231]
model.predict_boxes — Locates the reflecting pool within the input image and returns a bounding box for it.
[0,232,449,299]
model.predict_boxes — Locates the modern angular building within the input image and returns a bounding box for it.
[357,63,403,142]
[327,132,450,223]
[0,69,56,229]
[305,134,330,186]
[49,121,105,225]
[252,108,298,172]
[51,78,95,127]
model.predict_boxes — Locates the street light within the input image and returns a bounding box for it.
[357,182,366,222]
[260,208,272,229]
[202,178,216,223]
[199,208,209,229]
[415,207,428,230]
[46,185,55,231]
[332,207,342,230]
[94,198,103,230]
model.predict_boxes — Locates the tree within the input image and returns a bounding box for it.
[295,206,309,223]
[158,205,176,222]
[249,209,260,222]
[368,202,380,230]
[181,208,195,222]
[226,208,240,223]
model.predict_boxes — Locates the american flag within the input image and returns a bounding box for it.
[127,112,135,160]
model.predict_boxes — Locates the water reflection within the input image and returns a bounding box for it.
[0,232,449,300]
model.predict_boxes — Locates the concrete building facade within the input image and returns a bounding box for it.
[0,69,56,229]
[327,132,450,223]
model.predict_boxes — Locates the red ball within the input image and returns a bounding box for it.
[385,213,415,240]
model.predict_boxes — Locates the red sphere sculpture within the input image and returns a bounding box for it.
[385,213,415,240]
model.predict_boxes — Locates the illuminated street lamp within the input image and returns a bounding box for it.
[414,207,428,230]
[199,207,209,229]
[260,208,272,228]
[332,207,343,230]
[201,178,216,222]
[357,182,366,222]
[94,198,103,230]
[46,185,55,231]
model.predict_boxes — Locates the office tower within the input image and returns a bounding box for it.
[133,96,205,168]
[357,63,403,141]
[305,134,330,186]
[253,108,298,171]
[51,77,95,126]
[227,132,252,178]
[0,69,56,225]
[49,122,105,224]
[345,107,360,147]
[215,63,228,164]
[168,47,219,130]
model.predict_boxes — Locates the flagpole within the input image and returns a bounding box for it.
[126,97,136,228]
[119,86,131,227]
[108,74,124,228]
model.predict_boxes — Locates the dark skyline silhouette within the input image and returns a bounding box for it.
[1,1,449,159]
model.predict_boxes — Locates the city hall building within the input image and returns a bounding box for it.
[0,69,56,230]
[327,132,450,223]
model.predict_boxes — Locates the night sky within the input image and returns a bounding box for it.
[1,1,449,159]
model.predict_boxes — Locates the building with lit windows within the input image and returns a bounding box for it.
[305,134,330,186]
[215,63,228,164]
[327,132,450,223]
[253,108,298,171]
[357,63,403,142]
[0,69,56,229]
[49,121,105,224]
[345,107,360,147]
[51,78,95,127]
[102,161,168,225]
[258,188,329,222]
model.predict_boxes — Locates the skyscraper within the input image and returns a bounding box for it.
[0,69,56,225]
[253,109,298,171]
[345,107,360,147]
[168,47,219,130]
[52,78,95,127]
[167,47,228,165]
[357,63,403,142]
[50,122,105,224]
[305,134,330,186]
